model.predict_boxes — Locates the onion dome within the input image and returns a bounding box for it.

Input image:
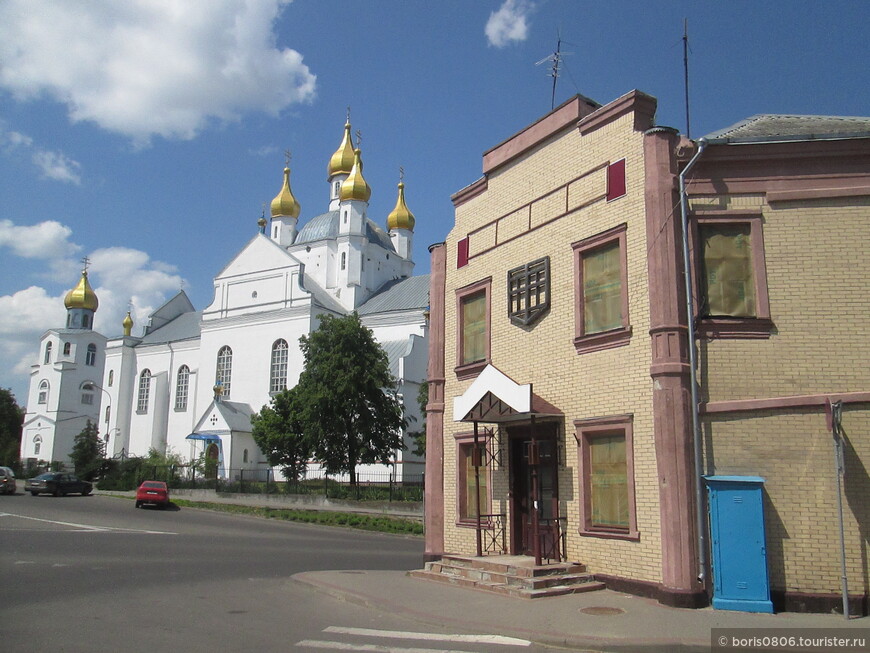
[328,119,355,178]
[64,270,99,311]
[122,311,134,336]
[339,148,371,202]
[270,167,301,218]
[387,181,415,231]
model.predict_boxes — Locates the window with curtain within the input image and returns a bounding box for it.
[583,242,623,334]
[456,436,490,523]
[589,434,628,529]
[461,291,486,364]
[270,339,289,393]
[575,415,637,539]
[137,369,151,414]
[700,223,756,317]
[175,365,189,410]
[216,346,232,399]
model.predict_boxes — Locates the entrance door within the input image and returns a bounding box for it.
[509,424,559,557]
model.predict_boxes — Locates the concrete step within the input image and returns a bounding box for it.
[411,555,605,599]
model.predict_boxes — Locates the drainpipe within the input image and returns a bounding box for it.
[678,137,708,583]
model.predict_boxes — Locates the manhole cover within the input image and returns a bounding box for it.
[579,606,625,616]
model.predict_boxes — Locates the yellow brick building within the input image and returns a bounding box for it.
[424,95,870,613]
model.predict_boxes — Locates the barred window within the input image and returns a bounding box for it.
[137,369,151,413]
[508,257,550,327]
[270,339,289,393]
[216,346,232,399]
[175,365,190,411]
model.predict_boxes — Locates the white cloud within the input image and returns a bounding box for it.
[0,0,317,146]
[485,0,533,48]
[0,219,82,260]
[31,150,83,185]
[0,128,83,184]
[0,225,186,404]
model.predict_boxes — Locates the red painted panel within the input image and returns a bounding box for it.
[607,159,626,201]
[457,237,469,268]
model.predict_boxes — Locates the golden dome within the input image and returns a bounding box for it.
[328,119,355,178]
[64,271,99,311]
[387,181,415,231]
[122,311,134,336]
[270,167,301,218]
[339,148,371,203]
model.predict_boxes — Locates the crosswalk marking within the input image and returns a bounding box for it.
[323,627,531,647]
[295,642,482,653]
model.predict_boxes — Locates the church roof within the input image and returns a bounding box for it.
[137,310,202,345]
[216,400,254,432]
[357,274,429,315]
[295,210,396,252]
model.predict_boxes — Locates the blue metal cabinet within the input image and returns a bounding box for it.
[705,476,774,613]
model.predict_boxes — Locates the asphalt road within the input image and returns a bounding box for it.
[1,493,561,652]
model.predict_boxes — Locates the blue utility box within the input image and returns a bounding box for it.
[705,476,774,613]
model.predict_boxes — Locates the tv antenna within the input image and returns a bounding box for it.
[536,32,573,111]
[683,18,692,138]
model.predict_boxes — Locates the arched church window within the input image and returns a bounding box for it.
[44,342,52,364]
[334,181,340,197]
[38,380,49,404]
[243,449,249,463]
[63,342,71,356]
[270,339,288,393]
[137,369,151,414]
[86,343,97,366]
[81,382,95,405]
[216,346,232,399]
[33,435,42,457]
[175,365,190,411]
[340,252,346,270]
[105,404,111,425]
[82,314,90,328]
[108,370,114,387]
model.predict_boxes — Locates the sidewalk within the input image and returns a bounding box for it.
[293,569,868,652]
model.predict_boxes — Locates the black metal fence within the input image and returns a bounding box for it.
[102,463,424,503]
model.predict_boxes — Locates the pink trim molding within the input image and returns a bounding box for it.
[703,391,870,415]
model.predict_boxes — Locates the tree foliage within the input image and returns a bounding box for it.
[409,381,428,457]
[70,420,104,480]
[252,313,406,485]
[0,388,23,466]
[251,385,311,481]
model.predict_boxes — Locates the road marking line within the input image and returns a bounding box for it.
[296,641,480,653]
[0,512,175,535]
[324,627,531,647]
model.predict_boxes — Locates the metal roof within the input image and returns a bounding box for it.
[295,210,396,251]
[137,310,202,345]
[357,275,429,315]
[704,114,870,144]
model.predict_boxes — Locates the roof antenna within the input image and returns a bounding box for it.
[536,30,572,111]
[683,18,691,138]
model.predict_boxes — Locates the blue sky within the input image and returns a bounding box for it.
[1,0,868,405]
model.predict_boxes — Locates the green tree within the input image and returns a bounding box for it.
[70,420,104,480]
[251,386,311,481]
[409,381,428,457]
[0,388,23,466]
[296,313,406,485]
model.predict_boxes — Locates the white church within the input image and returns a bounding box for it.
[21,118,429,482]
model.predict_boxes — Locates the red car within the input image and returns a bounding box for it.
[135,480,170,509]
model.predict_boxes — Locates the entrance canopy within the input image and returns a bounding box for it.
[453,365,562,423]
[185,433,222,442]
